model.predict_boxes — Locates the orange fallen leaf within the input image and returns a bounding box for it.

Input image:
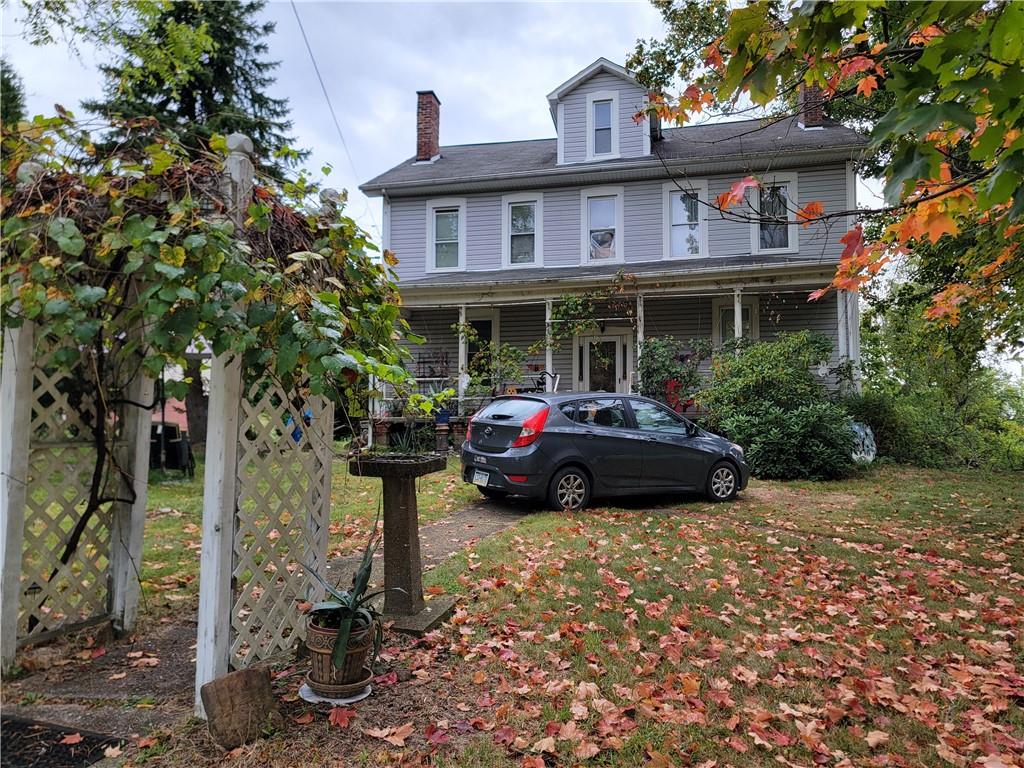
[866,730,890,748]
[328,707,355,728]
[60,733,83,745]
[292,711,314,725]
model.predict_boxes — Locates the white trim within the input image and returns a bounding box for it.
[556,103,565,165]
[544,299,554,389]
[662,180,709,259]
[546,57,639,120]
[500,192,544,269]
[457,305,468,400]
[749,171,799,256]
[837,289,848,361]
[573,329,633,394]
[382,196,391,252]
[425,197,467,273]
[585,90,620,162]
[642,114,651,156]
[845,160,856,231]
[711,295,760,346]
[580,186,625,265]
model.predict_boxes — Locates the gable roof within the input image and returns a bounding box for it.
[360,116,867,197]
[545,57,641,122]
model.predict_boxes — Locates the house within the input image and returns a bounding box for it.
[360,58,866,419]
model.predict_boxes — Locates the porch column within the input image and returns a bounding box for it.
[544,299,554,391]
[733,288,743,342]
[457,304,467,404]
[836,289,849,361]
[635,294,645,390]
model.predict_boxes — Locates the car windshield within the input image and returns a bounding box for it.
[476,398,546,422]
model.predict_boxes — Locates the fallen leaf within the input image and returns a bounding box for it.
[328,707,355,728]
[292,711,314,725]
[137,736,159,749]
[60,733,83,745]
[363,722,414,747]
[866,730,889,748]
[103,745,123,758]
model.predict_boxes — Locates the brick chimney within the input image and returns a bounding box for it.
[416,90,440,161]
[799,84,825,129]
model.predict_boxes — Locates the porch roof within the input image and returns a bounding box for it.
[398,254,831,294]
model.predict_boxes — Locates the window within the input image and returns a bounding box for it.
[630,400,688,434]
[501,194,543,267]
[581,187,624,263]
[426,198,466,271]
[593,100,612,155]
[749,173,798,254]
[712,296,760,346]
[663,181,707,258]
[572,398,629,429]
[585,91,619,160]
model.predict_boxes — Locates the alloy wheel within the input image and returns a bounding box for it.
[710,466,736,499]
[556,473,587,509]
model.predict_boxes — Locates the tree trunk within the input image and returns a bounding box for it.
[185,359,208,452]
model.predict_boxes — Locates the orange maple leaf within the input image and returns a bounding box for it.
[838,225,865,260]
[328,706,356,728]
[797,200,825,227]
[856,75,878,98]
[923,211,958,243]
[716,176,758,210]
[60,733,84,745]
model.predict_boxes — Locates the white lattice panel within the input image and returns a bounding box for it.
[230,381,333,666]
[18,350,122,641]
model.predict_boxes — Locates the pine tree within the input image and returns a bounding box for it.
[83,0,304,176]
[1,58,27,125]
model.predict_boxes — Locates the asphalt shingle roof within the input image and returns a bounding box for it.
[361,116,867,193]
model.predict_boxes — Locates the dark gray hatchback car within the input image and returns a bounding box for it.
[460,392,750,510]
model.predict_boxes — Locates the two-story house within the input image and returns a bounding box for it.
[361,58,866,414]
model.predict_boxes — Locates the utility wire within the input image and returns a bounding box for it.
[289,0,380,239]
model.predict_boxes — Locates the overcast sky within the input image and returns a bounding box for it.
[1,0,666,239]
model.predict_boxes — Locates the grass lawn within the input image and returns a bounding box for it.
[137,463,1023,768]
[139,454,478,613]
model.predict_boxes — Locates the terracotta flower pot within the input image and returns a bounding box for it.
[305,617,375,696]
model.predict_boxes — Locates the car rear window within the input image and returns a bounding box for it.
[475,398,546,422]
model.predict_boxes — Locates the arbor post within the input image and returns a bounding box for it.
[1,321,35,673]
[109,360,156,633]
[194,134,253,716]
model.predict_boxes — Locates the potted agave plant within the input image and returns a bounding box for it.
[303,527,396,698]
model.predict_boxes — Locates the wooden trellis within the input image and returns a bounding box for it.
[230,381,332,666]
[1,323,153,669]
[193,135,335,716]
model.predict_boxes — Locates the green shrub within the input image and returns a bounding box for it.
[636,336,710,406]
[700,331,854,480]
[720,402,855,480]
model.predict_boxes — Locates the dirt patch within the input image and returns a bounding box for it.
[741,483,861,511]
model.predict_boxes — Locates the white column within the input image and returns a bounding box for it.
[1,321,35,672]
[836,290,849,362]
[544,299,553,391]
[635,294,645,391]
[733,288,743,341]
[848,292,862,391]
[109,364,155,633]
[195,134,253,716]
[457,304,468,401]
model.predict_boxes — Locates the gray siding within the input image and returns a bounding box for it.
[560,71,647,164]
[386,165,850,281]
[498,304,547,383]
[403,308,459,383]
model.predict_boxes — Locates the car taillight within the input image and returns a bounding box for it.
[466,419,473,441]
[511,406,549,448]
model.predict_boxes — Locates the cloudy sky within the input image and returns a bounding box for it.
[2,0,666,239]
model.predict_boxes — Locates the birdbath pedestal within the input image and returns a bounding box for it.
[347,454,455,634]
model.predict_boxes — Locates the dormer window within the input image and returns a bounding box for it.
[586,91,619,160]
[593,100,612,154]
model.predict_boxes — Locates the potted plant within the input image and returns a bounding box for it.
[303,527,394,698]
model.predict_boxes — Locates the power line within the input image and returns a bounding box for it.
[289,0,380,239]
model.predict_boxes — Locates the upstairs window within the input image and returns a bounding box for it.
[750,173,798,254]
[593,100,612,155]
[586,91,619,160]
[426,198,466,271]
[502,194,543,267]
[581,187,625,263]
[663,181,707,258]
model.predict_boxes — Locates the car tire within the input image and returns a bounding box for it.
[705,460,738,502]
[548,466,591,511]
[479,487,508,500]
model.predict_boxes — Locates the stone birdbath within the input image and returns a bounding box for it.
[347,454,455,634]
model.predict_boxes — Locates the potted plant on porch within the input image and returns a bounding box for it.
[303,529,392,698]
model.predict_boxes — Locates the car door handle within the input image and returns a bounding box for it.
[582,430,596,440]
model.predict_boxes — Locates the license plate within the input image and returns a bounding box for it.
[472,470,489,487]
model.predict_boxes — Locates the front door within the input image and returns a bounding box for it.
[582,334,629,393]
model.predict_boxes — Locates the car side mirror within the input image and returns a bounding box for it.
[686,421,698,437]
